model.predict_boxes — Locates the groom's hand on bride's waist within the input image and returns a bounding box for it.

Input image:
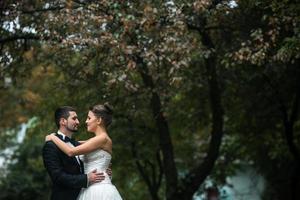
[87,169,105,185]
[106,163,112,180]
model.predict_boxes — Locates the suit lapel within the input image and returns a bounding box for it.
[55,133,83,172]
[72,140,84,173]
[55,133,64,141]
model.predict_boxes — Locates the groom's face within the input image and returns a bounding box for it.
[64,111,80,132]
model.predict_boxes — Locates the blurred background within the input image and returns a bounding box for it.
[0,0,299,199]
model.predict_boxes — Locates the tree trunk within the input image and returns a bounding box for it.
[168,24,224,198]
[136,56,179,199]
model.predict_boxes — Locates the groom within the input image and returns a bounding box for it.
[42,106,105,200]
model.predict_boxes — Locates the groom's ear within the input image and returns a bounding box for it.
[60,118,67,126]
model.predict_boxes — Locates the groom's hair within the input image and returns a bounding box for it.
[54,106,76,128]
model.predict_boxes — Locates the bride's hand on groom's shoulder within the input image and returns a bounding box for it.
[45,135,51,142]
[45,135,52,142]
[45,133,56,142]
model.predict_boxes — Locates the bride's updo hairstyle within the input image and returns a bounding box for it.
[89,103,113,128]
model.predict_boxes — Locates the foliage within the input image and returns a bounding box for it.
[1,0,300,200]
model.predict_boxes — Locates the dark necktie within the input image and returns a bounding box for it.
[64,136,74,143]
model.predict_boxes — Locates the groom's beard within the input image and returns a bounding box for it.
[66,124,78,133]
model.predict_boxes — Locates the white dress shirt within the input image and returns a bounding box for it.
[57,131,81,166]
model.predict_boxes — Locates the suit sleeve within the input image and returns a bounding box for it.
[42,141,88,189]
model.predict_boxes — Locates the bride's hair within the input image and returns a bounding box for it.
[89,103,113,128]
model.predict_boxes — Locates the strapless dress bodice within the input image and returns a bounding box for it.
[79,149,112,184]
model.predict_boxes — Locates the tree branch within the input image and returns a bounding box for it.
[131,142,161,200]
[290,89,300,126]
[135,55,178,199]
[20,0,86,14]
[156,150,163,189]
[263,72,300,163]
[131,142,152,186]
[175,23,224,199]
[181,58,224,198]
[0,34,41,44]
[21,5,66,14]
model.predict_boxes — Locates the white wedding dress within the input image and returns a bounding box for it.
[77,149,122,200]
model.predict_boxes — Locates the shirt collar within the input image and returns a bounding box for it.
[57,130,72,140]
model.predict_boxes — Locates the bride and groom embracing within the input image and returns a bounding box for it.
[42,104,122,200]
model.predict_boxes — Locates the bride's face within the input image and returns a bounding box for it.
[85,111,99,132]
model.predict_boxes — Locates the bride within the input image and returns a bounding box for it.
[46,103,122,200]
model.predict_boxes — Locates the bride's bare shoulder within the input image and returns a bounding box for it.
[91,135,109,144]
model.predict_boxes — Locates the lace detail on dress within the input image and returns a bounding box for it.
[80,149,112,184]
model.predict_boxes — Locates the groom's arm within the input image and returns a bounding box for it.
[42,141,88,189]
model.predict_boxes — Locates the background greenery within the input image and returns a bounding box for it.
[0,0,299,199]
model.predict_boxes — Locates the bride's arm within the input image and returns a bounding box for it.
[47,135,107,156]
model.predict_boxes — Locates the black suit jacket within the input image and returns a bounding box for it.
[42,134,87,200]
